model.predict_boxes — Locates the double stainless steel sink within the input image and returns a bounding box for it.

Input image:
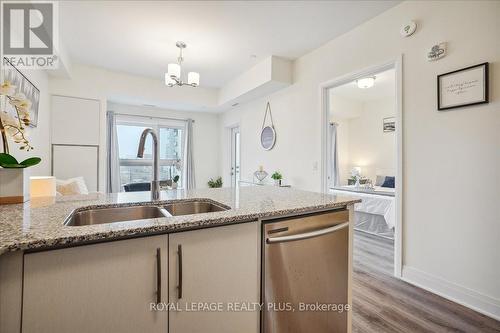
[64,200,229,226]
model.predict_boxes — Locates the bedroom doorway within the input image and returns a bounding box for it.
[321,59,402,278]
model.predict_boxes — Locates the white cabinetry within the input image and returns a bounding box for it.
[168,222,260,333]
[22,236,168,333]
[50,95,101,191]
[51,95,100,145]
[21,222,261,333]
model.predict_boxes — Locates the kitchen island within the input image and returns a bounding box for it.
[0,186,359,333]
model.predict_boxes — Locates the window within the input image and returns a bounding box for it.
[116,117,185,188]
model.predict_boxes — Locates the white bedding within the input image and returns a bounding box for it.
[331,188,396,229]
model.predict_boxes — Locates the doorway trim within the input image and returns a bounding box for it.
[319,56,403,278]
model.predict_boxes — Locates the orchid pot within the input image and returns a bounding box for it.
[0,153,41,204]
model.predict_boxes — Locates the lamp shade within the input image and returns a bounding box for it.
[187,72,200,86]
[165,73,175,86]
[30,176,56,198]
[351,167,361,177]
[167,63,181,79]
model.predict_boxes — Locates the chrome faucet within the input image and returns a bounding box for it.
[137,128,160,200]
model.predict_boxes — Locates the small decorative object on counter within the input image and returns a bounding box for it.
[207,177,223,188]
[253,165,268,183]
[271,171,282,187]
[171,175,180,189]
[30,176,56,198]
[0,153,41,204]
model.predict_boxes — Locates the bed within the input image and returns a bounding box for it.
[330,185,395,239]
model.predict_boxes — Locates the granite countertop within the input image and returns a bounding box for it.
[0,186,360,255]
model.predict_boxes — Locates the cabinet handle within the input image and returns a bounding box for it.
[177,244,183,299]
[156,248,161,304]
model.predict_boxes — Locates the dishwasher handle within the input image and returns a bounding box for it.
[266,222,349,244]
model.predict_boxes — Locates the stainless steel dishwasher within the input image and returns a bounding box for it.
[262,208,351,333]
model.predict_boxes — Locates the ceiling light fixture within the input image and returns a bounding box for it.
[356,76,376,89]
[165,41,200,87]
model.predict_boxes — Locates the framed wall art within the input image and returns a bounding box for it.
[437,62,489,111]
[383,117,395,132]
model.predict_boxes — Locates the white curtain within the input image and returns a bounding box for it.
[183,119,196,190]
[329,123,340,188]
[106,111,121,192]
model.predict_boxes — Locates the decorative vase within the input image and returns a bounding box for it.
[274,179,282,187]
[0,168,30,204]
[254,170,268,183]
[171,182,178,189]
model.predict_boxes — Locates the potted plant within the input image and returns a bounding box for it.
[0,153,41,204]
[207,177,223,188]
[0,80,40,204]
[171,175,180,189]
[271,171,282,186]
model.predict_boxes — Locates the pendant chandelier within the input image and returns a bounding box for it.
[165,41,200,87]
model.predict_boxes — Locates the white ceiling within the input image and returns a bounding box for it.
[330,68,396,102]
[60,1,400,88]
[329,68,395,119]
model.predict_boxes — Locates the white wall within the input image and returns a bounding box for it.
[50,64,221,191]
[345,98,396,182]
[219,0,500,318]
[2,69,51,176]
[108,103,220,189]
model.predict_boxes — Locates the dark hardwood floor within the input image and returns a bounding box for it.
[352,231,500,333]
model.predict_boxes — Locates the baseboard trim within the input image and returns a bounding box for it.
[402,265,500,321]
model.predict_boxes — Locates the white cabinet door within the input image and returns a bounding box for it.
[169,222,260,333]
[52,144,99,191]
[51,95,100,145]
[22,236,168,333]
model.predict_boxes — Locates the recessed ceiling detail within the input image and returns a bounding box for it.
[59,1,401,88]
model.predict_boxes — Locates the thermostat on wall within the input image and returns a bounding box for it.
[400,21,417,37]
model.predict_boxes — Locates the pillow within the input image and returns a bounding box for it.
[375,175,386,186]
[56,177,89,196]
[381,176,395,188]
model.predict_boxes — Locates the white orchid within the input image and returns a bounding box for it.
[5,125,19,137]
[9,93,31,111]
[1,111,18,127]
[0,81,16,96]
[0,83,34,152]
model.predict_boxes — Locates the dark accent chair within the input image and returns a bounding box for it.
[123,182,150,192]
[123,180,173,192]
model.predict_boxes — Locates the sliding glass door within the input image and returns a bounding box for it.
[230,126,241,187]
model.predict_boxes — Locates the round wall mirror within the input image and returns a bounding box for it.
[261,126,276,150]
